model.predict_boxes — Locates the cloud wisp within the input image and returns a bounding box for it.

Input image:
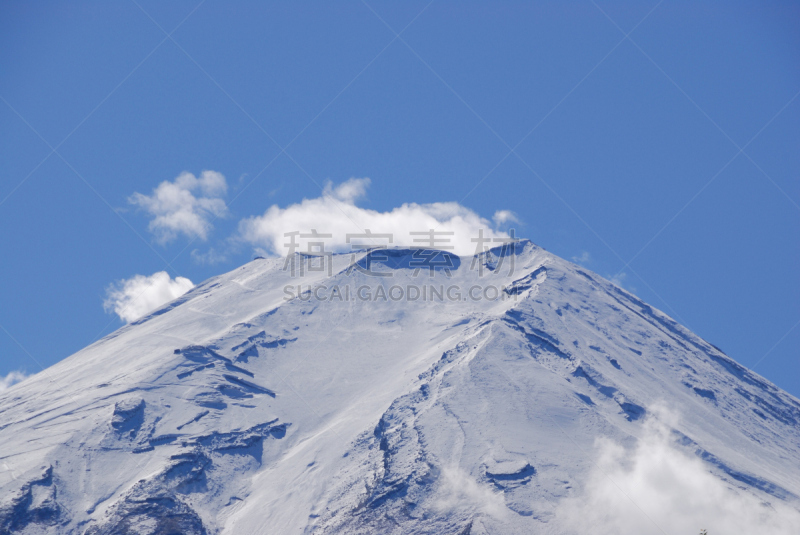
[0,371,29,392]
[492,210,520,227]
[557,407,800,535]
[238,178,515,256]
[130,170,228,244]
[433,465,508,521]
[571,251,591,265]
[104,272,194,323]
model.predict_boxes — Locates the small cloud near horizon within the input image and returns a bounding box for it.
[104,272,194,323]
[237,178,516,256]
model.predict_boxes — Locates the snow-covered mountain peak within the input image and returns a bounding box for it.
[1,243,799,534]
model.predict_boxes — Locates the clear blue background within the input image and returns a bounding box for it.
[1,1,798,396]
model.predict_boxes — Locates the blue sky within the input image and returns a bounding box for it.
[1,1,798,397]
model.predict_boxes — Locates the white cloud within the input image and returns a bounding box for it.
[130,170,228,243]
[557,407,800,535]
[191,247,228,266]
[0,371,29,391]
[608,271,636,293]
[327,177,369,203]
[609,271,627,286]
[572,251,591,265]
[237,178,514,256]
[433,465,509,521]
[104,272,194,323]
[492,210,520,227]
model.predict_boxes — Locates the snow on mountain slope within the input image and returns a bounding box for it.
[1,241,799,534]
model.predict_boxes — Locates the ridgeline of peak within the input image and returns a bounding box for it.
[1,244,798,534]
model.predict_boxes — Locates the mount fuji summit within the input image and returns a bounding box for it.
[1,241,799,534]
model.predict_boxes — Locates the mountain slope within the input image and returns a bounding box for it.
[1,241,798,534]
